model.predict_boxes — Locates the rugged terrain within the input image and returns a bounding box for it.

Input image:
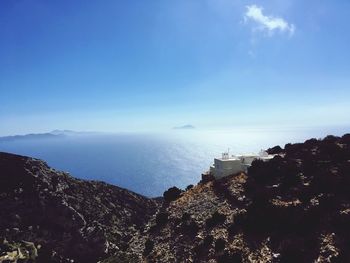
[0,153,158,262]
[1,133,350,262]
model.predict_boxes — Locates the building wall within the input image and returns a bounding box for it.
[213,159,243,179]
[210,154,276,179]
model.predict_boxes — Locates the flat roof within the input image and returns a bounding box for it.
[215,157,240,161]
[236,154,259,157]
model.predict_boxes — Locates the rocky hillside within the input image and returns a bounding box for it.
[1,133,350,262]
[138,134,350,263]
[0,152,158,262]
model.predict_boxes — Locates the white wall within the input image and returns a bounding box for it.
[213,159,243,179]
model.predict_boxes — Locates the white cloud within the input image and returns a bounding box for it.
[244,5,295,36]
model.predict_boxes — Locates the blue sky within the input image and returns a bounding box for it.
[1,0,350,135]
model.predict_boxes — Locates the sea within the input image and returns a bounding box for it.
[0,126,348,197]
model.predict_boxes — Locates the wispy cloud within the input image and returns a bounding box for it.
[244,5,295,36]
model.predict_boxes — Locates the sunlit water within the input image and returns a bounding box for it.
[0,127,348,197]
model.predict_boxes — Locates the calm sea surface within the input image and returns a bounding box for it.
[0,127,348,197]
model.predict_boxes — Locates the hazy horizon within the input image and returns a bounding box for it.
[1,124,350,138]
[2,125,349,197]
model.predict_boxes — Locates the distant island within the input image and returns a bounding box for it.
[0,132,63,142]
[1,133,350,262]
[0,130,94,142]
[173,124,195,130]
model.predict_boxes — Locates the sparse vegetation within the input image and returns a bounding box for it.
[194,235,213,258]
[215,238,226,253]
[206,211,226,228]
[163,186,183,202]
[267,145,284,154]
[237,134,350,261]
[143,239,154,256]
[186,184,194,191]
[217,251,242,263]
[155,212,169,226]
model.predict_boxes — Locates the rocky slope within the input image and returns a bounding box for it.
[1,133,350,262]
[0,152,158,262]
[139,134,350,263]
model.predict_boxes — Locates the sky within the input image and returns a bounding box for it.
[0,0,350,135]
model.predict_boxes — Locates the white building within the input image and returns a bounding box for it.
[209,150,274,179]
